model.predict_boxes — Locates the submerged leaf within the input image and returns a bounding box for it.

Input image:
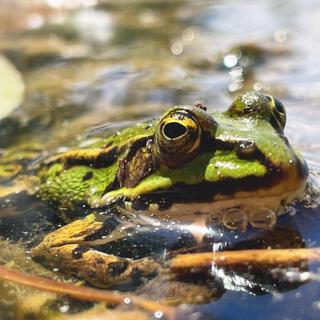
[0,55,24,119]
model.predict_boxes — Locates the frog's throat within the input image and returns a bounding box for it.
[135,180,307,222]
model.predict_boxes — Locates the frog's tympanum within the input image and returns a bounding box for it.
[3,91,309,287]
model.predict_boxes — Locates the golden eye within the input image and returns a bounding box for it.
[154,109,202,167]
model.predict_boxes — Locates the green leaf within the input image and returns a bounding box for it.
[0,55,25,119]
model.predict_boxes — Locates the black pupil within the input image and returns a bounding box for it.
[274,99,285,114]
[163,122,187,139]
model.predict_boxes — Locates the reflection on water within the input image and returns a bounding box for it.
[1,0,320,319]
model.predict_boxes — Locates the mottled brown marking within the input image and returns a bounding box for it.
[116,137,157,189]
[107,260,129,277]
[118,147,156,188]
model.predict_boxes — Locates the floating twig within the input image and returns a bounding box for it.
[169,247,320,270]
[0,265,176,319]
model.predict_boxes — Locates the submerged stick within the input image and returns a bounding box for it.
[170,247,320,270]
[0,265,176,319]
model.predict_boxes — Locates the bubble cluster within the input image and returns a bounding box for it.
[210,206,277,230]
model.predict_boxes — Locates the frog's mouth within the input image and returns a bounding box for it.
[115,175,307,230]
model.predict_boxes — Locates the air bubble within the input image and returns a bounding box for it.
[248,208,277,229]
[253,82,263,91]
[124,297,131,304]
[287,206,297,216]
[274,30,287,43]
[171,42,183,55]
[222,208,248,230]
[223,54,238,68]
[154,311,163,318]
[59,304,69,313]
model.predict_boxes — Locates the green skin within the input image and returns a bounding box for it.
[18,91,310,287]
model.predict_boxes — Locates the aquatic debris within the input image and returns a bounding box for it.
[0,55,24,119]
[0,265,176,319]
[169,247,320,270]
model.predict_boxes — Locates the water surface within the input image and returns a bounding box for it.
[1,0,320,319]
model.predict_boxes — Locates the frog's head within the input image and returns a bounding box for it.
[98,91,307,223]
[39,91,308,227]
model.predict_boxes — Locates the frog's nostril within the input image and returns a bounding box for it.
[163,122,187,140]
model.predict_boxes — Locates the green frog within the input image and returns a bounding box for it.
[0,91,309,288]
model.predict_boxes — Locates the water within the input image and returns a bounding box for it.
[1,0,320,319]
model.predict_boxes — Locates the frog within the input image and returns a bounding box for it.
[0,91,309,288]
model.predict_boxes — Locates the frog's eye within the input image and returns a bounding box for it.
[226,91,287,133]
[265,95,286,132]
[154,109,202,167]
